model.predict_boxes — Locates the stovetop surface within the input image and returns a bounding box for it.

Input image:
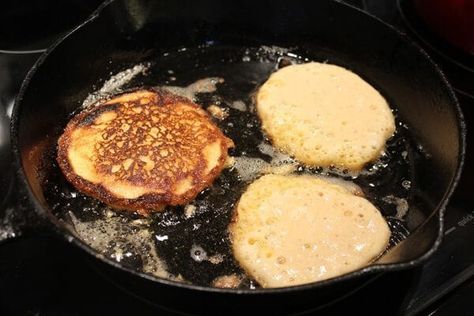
[1,1,473,315]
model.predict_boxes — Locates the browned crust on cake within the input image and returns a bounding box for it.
[57,88,233,215]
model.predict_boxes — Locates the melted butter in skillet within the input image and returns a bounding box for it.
[161,77,224,101]
[45,45,416,288]
[69,211,180,280]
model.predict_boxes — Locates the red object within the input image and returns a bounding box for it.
[414,0,474,55]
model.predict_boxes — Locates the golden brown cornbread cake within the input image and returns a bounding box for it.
[229,174,390,288]
[57,89,234,215]
[256,62,396,171]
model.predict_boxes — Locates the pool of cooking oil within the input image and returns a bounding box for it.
[43,44,422,288]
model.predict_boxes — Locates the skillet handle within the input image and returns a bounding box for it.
[0,207,22,243]
[0,178,40,244]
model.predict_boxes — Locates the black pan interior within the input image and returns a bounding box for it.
[14,0,463,290]
[40,44,423,287]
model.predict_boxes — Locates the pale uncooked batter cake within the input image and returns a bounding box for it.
[256,62,395,171]
[230,174,390,288]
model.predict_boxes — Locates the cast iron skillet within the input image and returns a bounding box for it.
[4,0,465,314]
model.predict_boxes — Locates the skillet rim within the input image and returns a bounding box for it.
[10,0,466,295]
